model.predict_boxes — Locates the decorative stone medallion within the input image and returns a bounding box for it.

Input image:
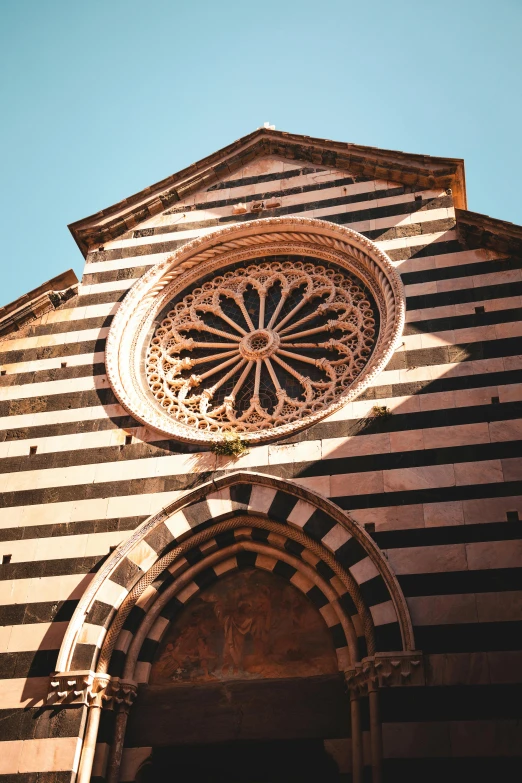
[106,218,405,445]
[146,259,378,435]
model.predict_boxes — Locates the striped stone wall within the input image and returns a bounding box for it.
[0,154,521,780]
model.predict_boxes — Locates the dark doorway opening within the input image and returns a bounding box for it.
[138,739,341,782]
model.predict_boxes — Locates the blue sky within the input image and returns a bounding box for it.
[1,0,521,304]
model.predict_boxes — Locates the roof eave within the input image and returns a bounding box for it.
[456,209,522,256]
[0,269,79,337]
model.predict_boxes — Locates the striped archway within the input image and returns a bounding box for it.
[49,472,419,783]
[57,471,415,675]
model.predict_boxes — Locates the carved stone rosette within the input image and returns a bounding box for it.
[106,218,405,445]
[345,652,425,698]
[145,259,378,435]
[47,671,137,711]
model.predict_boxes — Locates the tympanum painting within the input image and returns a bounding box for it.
[150,568,338,683]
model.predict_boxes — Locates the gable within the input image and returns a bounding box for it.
[125,155,371,237]
[69,128,467,256]
[99,149,458,264]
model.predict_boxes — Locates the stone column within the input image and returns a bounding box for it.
[47,671,111,783]
[46,672,137,783]
[78,700,104,783]
[349,689,364,783]
[368,684,383,783]
[345,652,425,783]
[105,681,139,783]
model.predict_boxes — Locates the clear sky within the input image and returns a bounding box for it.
[1,0,521,304]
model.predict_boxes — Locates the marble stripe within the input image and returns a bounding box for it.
[0,354,519,455]
[0,572,94,606]
[0,402,126,434]
[0,326,109,353]
[77,227,458,299]
[0,372,110,402]
[0,737,82,774]
[0,351,105,375]
[386,539,522,575]
[0,488,184,530]
[404,266,522,300]
[3,309,519,400]
[91,201,452,254]
[1,620,69,653]
[0,389,521,500]
[405,295,522,324]
[408,590,522,625]
[0,529,131,564]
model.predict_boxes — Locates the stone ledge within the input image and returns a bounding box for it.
[456,208,522,256]
[0,269,78,338]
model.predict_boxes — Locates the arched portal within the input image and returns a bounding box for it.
[125,560,347,783]
[48,472,424,783]
[149,564,340,685]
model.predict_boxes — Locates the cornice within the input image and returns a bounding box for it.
[456,208,522,256]
[69,128,467,257]
[0,269,78,338]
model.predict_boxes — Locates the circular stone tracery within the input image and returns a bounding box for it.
[145,258,377,434]
[105,217,405,445]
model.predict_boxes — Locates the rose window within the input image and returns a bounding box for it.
[145,257,378,434]
[106,218,405,446]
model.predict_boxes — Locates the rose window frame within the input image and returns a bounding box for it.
[106,218,405,446]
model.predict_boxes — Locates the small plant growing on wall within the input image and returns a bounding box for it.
[372,405,392,419]
[211,433,249,458]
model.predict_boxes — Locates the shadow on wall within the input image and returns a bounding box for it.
[20,222,521,703]
[18,573,94,708]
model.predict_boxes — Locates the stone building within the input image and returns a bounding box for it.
[0,128,521,782]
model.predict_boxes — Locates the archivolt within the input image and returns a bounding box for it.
[56,472,415,676]
[101,515,366,679]
[122,532,360,682]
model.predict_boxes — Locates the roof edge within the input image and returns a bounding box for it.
[0,269,79,339]
[69,128,467,257]
[456,209,522,256]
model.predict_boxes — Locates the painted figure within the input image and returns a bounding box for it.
[150,568,337,684]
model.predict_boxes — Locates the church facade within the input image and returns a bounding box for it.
[0,128,521,781]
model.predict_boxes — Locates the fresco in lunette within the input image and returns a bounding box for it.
[150,568,338,683]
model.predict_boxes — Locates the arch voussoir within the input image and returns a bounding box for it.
[125,536,358,684]
[55,471,415,679]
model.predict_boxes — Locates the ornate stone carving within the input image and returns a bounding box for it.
[47,671,137,711]
[145,259,377,435]
[106,217,405,445]
[344,652,425,697]
[107,678,138,712]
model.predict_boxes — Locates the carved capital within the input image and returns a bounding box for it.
[106,678,139,712]
[47,671,138,711]
[345,651,425,697]
[47,671,109,707]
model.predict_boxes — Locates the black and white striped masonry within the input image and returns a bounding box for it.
[0,128,521,782]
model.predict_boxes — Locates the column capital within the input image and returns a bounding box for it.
[344,651,425,697]
[47,671,138,710]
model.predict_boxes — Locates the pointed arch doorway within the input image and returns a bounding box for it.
[50,472,423,783]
